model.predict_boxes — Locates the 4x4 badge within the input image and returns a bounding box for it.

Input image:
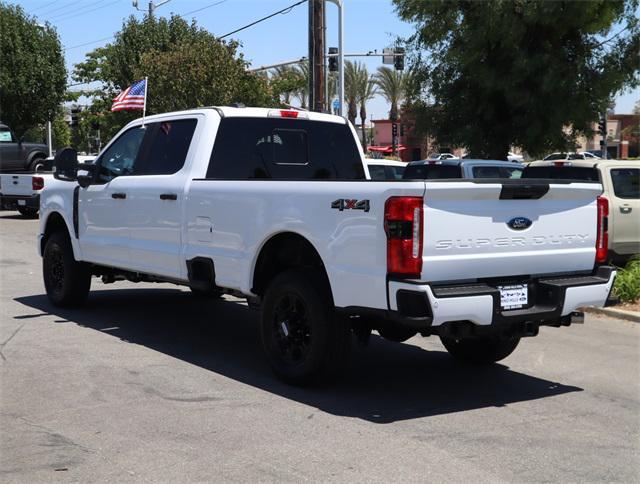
[331,199,370,212]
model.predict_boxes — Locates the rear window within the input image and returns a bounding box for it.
[522,166,600,181]
[403,164,462,179]
[386,165,405,180]
[472,166,523,179]
[610,168,639,199]
[367,164,387,180]
[206,118,364,180]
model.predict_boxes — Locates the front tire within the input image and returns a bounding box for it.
[439,335,520,364]
[29,156,46,172]
[43,231,91,307]
[260,270,349,385]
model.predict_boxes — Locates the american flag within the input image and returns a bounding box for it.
[111,79,146,112]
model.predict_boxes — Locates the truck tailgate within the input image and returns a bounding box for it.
[0,174,34,196]
[422,180,602,282]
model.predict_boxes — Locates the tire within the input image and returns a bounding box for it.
[260,269,350,385]
[439,335,520,364]
[17,207,38,218]
[29,156,46,172]
[43,231,91,307]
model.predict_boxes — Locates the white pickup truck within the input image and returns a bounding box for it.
[38,107,615,384]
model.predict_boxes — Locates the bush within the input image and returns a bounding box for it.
[614,257,640,303]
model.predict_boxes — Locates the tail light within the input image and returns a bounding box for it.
[384,196,423,278]
[32,176,44,191]
[268,109,308,119]
[596,196,608,263]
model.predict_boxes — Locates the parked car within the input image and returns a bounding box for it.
[0,172,53,217]
[38,106,614,384]
[524,159,639,263]
[364,158,406,180]
[0,122,49,172]
[403,159,523,180]
[427,152,458,160]
[579,151,601,160]
[507,152,524,163]
[543,152,589,161]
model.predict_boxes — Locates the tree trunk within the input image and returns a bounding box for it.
[348,99,357,126]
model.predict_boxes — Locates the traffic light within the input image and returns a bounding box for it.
[394,47,405,71]
[392,123,398,137]
[597,116,606,135]
[400,124,405,137]
[70,107,80,127]
[328,47,338,72]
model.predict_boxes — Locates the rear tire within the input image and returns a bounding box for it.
[439,335,520,364]
[260,270,349,385]
[29,156,46,172]
[43,231,91,307]
[17,207,38,218]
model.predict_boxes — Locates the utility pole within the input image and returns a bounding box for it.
[133,0,171,17]
[308,0,326,113]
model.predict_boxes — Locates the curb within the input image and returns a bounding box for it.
[583,306,640,323]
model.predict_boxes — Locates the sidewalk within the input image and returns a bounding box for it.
[584,306,640,323]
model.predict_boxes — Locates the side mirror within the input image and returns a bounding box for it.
[53,147,79,181]
[77,163,96,188]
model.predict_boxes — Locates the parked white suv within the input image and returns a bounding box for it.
[38,107,615,384]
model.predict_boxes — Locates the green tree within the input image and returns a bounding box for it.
[270,65,303,105]
[394,0,640,159]
[136,38,273,114]
[73,14,275,142]
[374,66,406,122]
[52,110,71,149]
[0,3,66,138]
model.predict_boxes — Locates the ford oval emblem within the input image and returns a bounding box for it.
[507,217,532,231]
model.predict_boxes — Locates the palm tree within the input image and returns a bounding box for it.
[270,65,298,105]
[344,61,360,126]
[294,62,309,109]
[374,66,406,122]
[356,68,376,151]
[327,72,338,114]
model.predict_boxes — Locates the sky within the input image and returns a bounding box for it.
[15,0,640,121]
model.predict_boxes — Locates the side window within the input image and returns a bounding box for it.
[472,166,501,178]
[96,127,146,182]
[610,168,639,199]
[0,127,14,142]
[134,119,197,175]
[501,167,523,179]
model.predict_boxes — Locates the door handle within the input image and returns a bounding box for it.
[620,206,632,214]
[111,193,126,199]
[159,193,177,201]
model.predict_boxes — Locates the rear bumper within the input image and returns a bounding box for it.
[0,193,40,210]
[380,266,615,331]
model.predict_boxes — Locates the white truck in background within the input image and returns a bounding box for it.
[37,107,615,384]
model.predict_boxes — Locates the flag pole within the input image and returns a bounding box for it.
[141,77,148,128]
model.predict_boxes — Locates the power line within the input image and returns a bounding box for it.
[180,0,229,17]
[31,0,62,13]
[38,0,78,17]
[53,0,122,23]
[219,0,308,39]
[49,0,112,20]
[63,0,229,50]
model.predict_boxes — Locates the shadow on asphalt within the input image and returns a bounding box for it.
[16,288,582,423]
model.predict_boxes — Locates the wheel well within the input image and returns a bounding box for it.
[28,151,47,163]
[252,233,330,298]
[41,212,70,254]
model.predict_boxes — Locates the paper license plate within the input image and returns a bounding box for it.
[498,284,528,310]
[17,200,26,206]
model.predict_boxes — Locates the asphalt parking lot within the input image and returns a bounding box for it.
[1,212,639,483]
